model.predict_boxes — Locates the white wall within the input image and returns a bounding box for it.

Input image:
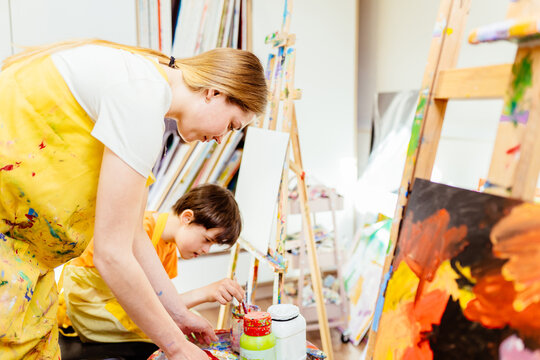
[364,0,517,191]
[2,0,137,60]
[0,1,12,60]
[254,0,357,198]
[253,0,357,237]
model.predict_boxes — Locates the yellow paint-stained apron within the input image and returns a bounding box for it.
[0,54,104,359]
[0,49,168,359]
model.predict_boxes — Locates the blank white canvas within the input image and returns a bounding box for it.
[235,127,290,254]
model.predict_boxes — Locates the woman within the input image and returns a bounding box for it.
[0,39,267,360]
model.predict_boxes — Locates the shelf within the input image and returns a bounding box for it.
[288,195,344,214]
[299,303,346,331]
[285,247,345,270]
[286,266,338,279]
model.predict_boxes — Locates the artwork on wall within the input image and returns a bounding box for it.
[373,179,540,359]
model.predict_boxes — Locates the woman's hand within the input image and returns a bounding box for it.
[164,339,209,360]
[173,309,217,345]
[204,278,245,305]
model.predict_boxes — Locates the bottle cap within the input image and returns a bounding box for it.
[267,304,300,321]
[243,311,272,336]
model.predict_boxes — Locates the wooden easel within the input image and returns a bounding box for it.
[216,0,335,358]
[366,0,540,356]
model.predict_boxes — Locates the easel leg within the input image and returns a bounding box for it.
[273,272,285,304]
[217,242,240,329]
[290,105,334,359]
[297,216,306,309]
[273,145,289,304]
[247,257,259,304]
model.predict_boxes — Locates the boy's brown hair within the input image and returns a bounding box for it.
[172,184,241,246]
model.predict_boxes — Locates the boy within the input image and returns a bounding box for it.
[58,184,244,345]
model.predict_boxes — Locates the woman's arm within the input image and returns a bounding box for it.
[132,193,215,344]
[93,148,211,359]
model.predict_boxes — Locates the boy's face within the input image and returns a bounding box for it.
[174,210,223,259]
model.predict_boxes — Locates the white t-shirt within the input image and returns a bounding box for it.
[51,44,172,177]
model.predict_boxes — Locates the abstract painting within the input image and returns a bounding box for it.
[373,179,540,359]
[344,219,391,345]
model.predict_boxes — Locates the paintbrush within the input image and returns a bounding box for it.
[242,280,250,314]
[232,297,243,314]
[241,300,248,314]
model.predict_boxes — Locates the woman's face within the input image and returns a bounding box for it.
[178,89,254,144]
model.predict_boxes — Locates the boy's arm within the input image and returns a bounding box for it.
[179,278,245,308]
[178,288,208,308]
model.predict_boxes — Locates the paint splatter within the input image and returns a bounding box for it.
[55,250,73,256]
[501,53,532,126]
[0,162,21,172]
[407,91,428,157]
[44,219,61,240]
[4,209,39,230]
[4,218,34,230]
[25,208,38,223]
[433,19,447,38]
[371,265,392,332]
[506,144,521,156]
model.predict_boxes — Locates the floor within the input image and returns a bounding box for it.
[196,297,366,360]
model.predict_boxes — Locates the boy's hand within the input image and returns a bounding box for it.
[205,278,245,305]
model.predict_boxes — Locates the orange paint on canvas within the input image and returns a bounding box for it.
[491,203,540,311]
[465,273,540,343]
[396,209,467,302]
[375,261,454,360]
[464,204,540,343]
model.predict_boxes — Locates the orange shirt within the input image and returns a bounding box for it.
[69,211,177,278]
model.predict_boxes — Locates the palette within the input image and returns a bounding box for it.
[147,329,327,359]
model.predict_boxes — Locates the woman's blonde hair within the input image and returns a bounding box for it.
[2,39,268,115]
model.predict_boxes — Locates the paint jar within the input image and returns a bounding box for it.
[231,304,260,353]
[267,304,306,360]
[240,311,276,360]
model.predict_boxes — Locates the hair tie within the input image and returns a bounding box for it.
[168,56,176,68]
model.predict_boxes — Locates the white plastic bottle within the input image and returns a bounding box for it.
[267,304,307,360]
